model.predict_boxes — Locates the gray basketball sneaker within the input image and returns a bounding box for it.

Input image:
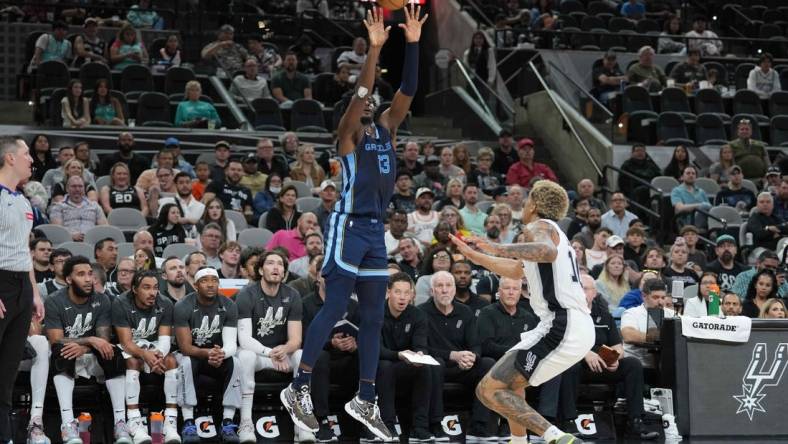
[344,396,394,442]
[280,384,320,432]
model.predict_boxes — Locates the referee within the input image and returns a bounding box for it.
[0,136,44,444]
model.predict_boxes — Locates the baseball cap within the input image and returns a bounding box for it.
[215,140,231,150]
[729,164,742,174]
[606,235,624,248]
[165,137,180,147]
[716,234,737,246]
[84,18,98,27]
[425,155,440,165]
[517,138,535,149]
[767,165,781,176]
[679,225,699,235]
[244,153,258,163]
[416,187,435,199]
[219,24,235,33]
[498,129,512,137]
[320,180,336,191]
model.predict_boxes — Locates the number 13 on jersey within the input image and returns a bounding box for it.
[377,154,391,174]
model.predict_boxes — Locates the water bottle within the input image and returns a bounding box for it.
[745,232,754,246]
[150,412,164,444]
[708,283,721,317]
[78,412,92,444]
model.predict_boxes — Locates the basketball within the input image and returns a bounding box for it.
[377,0,408,11]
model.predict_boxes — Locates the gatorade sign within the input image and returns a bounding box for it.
[681,316,751,343]
[256,416,280,439]
[575,414,597,435]
[441,415,463,436]
[195,416,216,438]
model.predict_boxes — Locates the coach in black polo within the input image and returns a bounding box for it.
[0,136,45,443]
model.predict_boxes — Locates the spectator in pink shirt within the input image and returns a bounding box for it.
[505,138,557,188]
[265,212,319,261]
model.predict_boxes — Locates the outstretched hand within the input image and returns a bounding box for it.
[399,4,429,43]
[364,8,391,48]
[464,235,501,256]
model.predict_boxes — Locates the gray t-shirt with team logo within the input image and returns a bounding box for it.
[112,292,174,344]
[235,282,302,348]
[173,292,238,349]
[44,288,112,339]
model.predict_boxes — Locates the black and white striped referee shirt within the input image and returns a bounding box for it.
[0,184,33,272]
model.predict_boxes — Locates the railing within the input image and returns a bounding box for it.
[298,9,357,44]
[527,58,604,178]
[494,28,785,57]
[545,59,614,141]
[599,165,661,216]
[458,0,495,29]
[452,58,515,126]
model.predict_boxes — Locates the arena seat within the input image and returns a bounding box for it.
[35,60,70,96]
[290,99,327,130]
[770,115,788,146]
[36,224,72,246]
[650,176,679,197]
[768,91,788,116]
[120,64,155,100]
[734,63,756,90]
[657,112,694,146]
[288,180,312,198]
[708,205,743,232]
[238,228,273,249]
[225,210,249,231]
[79,62,112,92]
[732,89,769,124]
[251,98,285,127]
[296,196,321,213]
[60,241,95,259]
[84,225,126,246]
[695,88,731,123]
[660,88,696,122]
[694,177,721,199]
[135,92,171,126]
[117,242,135,258]
[107,207,148,233]
[162,243,199,259]
[695,113,728,145]
[164,66,196,96]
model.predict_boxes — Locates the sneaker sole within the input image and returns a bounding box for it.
[133,437,152,444]
[164,438,181,444]
[280,388,319,433]
[343,402,391,442]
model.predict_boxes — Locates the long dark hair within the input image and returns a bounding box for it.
[29,134,54,162]
[664,145,691,179]
[150,203,185,233]
[467,31,490,80]
[90,78,114,116]
[746,269,778,301]
[201,198,229,237]
[66,79,85,119]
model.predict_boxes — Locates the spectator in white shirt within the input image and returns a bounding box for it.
[601,192,638,238]
[685,16,722,56]
[747,52,781,97]
[230,57,272,102]
[337,37,367,79]
[621,278,674,369]
[158,172,206,236]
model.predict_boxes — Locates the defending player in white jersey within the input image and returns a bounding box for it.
[450,180,594,444]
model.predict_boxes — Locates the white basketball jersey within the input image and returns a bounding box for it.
[521,219,590,321]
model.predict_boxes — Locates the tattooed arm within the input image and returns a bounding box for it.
[449,234,524,280]
[480,220,558,263]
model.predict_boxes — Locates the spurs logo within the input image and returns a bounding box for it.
[192,315,221,346]
[65,313,93,338]
[733,343,788,420]
[257,307,285,338]
[133,317,157,342]
[523,351,537,373]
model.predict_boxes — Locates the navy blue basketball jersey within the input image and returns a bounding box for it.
[335,124,396,219]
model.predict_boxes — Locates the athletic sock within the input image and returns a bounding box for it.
[510,435,528,444]
[164,369,178,405]
[223,407,235,421]
[106,376,128,424]
[125,369,141,406]
[127,409,141,420]
[542,425,563,443]
[292,368,312,388]
[28,335,49,419]
[358,380,376,403]
[165,408,178,420]
[240,392,253,423]
[53,374,75,424]
[181,406,194,421]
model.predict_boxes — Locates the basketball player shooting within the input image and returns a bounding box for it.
[281,5,428,441]
[450,181,595,444]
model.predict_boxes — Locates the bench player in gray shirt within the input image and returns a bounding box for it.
[112,270,180,444]
[173,267,240,444]
[235,250,303,443]
[44,256,129,444]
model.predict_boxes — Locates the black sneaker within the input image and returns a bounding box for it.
[626,417,659,440]
[281,384,320,432]
[408,427,433,442]
[465,424,495,442]
[344,396,394,441]
[316,419,338,442]
[429,425,449,442]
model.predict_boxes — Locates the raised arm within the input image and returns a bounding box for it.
[449,234,524,280]
[336,8,390,156]
[379,5,428,135]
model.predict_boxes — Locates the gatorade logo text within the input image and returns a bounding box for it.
[256,415,280,438]
[575,414,597,435]
[195,416,216,438]
[441,415,462,436]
